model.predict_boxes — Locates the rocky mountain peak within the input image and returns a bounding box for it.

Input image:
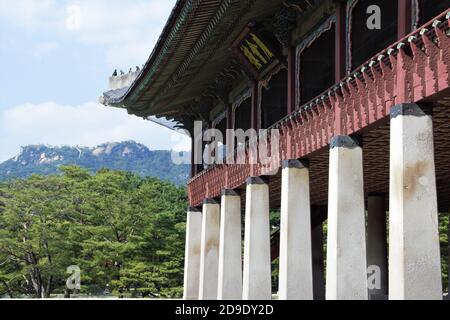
[1,141,190,185]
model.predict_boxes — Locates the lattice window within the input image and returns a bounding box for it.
[299,25,335,105]
[417,0,450,26]
[348,0,398,71]
[260,69,288,129]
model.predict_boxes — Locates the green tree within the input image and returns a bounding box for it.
[0,175,75,297]
[0,167,187,298]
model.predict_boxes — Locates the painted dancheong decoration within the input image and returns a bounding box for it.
[101,0,450,301]
[231,26,280,79]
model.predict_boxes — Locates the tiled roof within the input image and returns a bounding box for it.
[102,87,130,105]
[100,1,283,121]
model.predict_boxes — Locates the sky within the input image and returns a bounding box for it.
[0,0,190,162]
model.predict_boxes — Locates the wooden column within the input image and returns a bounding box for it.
[225,104,233,167]
[251,81,259,130]
[250,81,259,176]
[204,122,213,170]
[398,0,413,39]
[191,136,196,178]
[226,105,233,137]
[287,47,296,115]
[335,1,347,82]
[334,1,346,136]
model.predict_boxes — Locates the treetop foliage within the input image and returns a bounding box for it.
[0,166,187,298]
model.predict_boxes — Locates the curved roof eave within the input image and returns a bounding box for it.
[101,0,189,109]
[101,0,286,119]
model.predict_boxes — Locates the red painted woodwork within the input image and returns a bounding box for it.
[250,81,259,130]
[188,10,450,207]
[287,47,296,115]
[190,137,196,178]
[335,1,347,81]
[398,0,413,39]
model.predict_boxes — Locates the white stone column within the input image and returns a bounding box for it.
[389,103,442,300]
[199,199,220,300]
[367,194,388,299]
[278,160,313,300]
[326,135,368,300]
[242,177,272,300]
[218,189,242,300]
[183,207,202,300]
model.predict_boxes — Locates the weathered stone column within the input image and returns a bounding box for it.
[326,136,368,300]
[367,194,388,299]
[312,223,325,300]
[218,189,242,300]
[242,177,272,300]
[278,160,313,300]
[183,207,202,300]
[389,103,442,300]
[199,199,220,300]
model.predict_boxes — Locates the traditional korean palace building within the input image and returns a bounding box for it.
[101,0,450,300]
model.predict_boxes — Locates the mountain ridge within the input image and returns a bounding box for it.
[0,141,190,185]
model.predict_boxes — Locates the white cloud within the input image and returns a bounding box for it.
[0,1,183,162]
[0,102,191,162]
[68,0,175,68]
[66,4,82,31]
[0,0,176,68]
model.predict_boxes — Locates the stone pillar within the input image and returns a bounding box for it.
[389,103,442,300]
[326,136,368,300]
[218,190,242,300]
[242,177,272,300]
[183,207,202,300]
[199,199,220,300]
[278,160,313,300]
[312,223,325,300]
[367,194,388,300]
